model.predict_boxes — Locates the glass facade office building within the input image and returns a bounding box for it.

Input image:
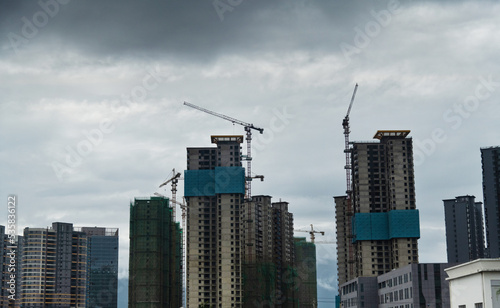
[81,227,119,308]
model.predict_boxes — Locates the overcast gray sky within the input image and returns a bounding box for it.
[1,0,500,306]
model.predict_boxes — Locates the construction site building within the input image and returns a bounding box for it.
[336,130,420,285]
[293,237,317,308]
[128,197,182,308]
[241,196,297,308]
[271,201,297,307]
[241,195,275,307]
[185,135,246,308]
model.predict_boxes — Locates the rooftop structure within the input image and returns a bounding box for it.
[446,259,500,308]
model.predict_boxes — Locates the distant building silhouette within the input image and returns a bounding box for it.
[443,195,485,263]
[81,227,119,308]
[481,146,500,258]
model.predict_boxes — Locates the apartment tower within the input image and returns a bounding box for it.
[336,130,420,285]
[481,146,500,258]
[443,195,485,263]
[185,135,246,308]
[128,197,182,308]
[20,222,87,308]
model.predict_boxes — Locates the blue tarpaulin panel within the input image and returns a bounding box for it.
[184,167,245,197]
[353,210,420,242]
[184,170,215,197]
[352,212,389,242]
[388,209,420,239]
[215,167,245,194]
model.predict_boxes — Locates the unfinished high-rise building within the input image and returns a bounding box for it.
[336,130,420,285]
[293,237,317,308]
[241,195,275,306]
[241,196,298,307]
[270,201,296,307]
[128,197,182,308]
[185,136,299,308]
[185,135,246,308]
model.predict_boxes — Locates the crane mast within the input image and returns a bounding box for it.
[183,101,264,200]
[159,168,182,218]
[343,83,358,278]
[343,84,358,198]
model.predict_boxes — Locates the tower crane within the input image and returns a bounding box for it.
[342,83,358,277]
[294,224,325,243]
[159,168,182,219]
[183,101,264,200]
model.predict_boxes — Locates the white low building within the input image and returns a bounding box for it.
[445,259,500,308]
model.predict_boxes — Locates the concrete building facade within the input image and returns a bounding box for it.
[241,196,297,307]
[481,146,500,258]
[443,195,486,263]
[445,259,500,308]
[185,135,246,308]
[241,195,275,306]
[185,135,300,307]
[335,195,351,286]
[336,130,420,285]
[128,197,182,308]
[270,201,296,307]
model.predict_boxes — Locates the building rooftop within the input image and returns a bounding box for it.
[373,130,411,140]
[445,258,500,280]
[211,135,243,144]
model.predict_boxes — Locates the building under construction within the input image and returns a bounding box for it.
[242,196,297,307]
[293,237,317,308]
[185,135,246,307]
[184,135,301,308]
[128,197,182,308]
[336,130,420,285]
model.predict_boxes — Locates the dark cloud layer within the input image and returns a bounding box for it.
[1,1,500,307]
[1,0,418,61]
